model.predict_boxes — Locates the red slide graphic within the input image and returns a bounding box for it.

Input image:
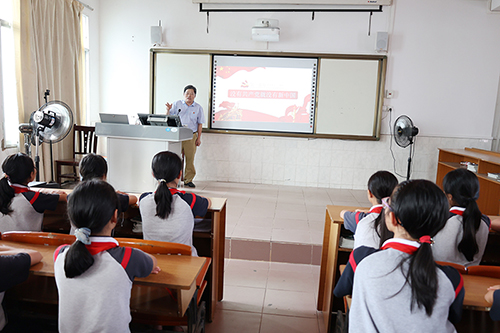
[216,66,260,79]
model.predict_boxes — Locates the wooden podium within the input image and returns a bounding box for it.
[436,148,500,215]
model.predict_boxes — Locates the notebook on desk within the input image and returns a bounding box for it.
[99,113,129,124]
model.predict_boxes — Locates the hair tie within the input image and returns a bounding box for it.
[158,179,167,184]
[418,235,433,244]
[74,227,91,245]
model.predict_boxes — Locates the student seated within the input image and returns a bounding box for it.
[79,153,137,211]
[433,168,490,266]
[334,180,464,332]
[0,244,42,330]
[0,153,66,233]
[54,180,159,332]
[139,151,210,256]
[340,170,398,249]
[485,285,500,321]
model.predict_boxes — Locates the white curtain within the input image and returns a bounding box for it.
[15,0,84,181]
[492,75,500,152]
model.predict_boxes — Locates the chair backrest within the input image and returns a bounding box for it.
[73,125,98,158]
[467,265,500,278]
[436,261,468,275]
[1,232,192,256]
[115,238,192,255]
[1,231,75,246]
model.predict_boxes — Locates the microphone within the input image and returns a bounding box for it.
[178,109,182,114]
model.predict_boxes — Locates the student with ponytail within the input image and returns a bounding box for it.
[433,168,490,266]
[54,180,159,333]
[139,151,210,256]
[335,180,464,332]
[341,170,398,249]
[0,153,66,233]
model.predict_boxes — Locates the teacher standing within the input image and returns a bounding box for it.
[165,85,205,188]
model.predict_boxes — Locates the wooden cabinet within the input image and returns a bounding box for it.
[436,148,500,215]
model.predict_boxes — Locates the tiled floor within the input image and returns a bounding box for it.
[186,181,369,333]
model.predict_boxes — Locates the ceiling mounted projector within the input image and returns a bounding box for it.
[252,18,280,42]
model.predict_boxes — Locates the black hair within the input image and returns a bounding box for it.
[0,153,35,215]
[183,85,197,95]
[390,179,449,316]
[151,151,182,219]
[366,171,398,247]
[64,180,119,278]
[442,168,482,262]
[79,153,108,181]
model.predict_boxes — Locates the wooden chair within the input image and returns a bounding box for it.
[120,237,210,332]
[436,261,468,275]
[55,125,97,185]
[467,265,500,278]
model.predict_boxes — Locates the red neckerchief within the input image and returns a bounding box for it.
[169,188,185,195]
[369,204,383,214]
[84,237,119,255]
[381,239,420,255]
[449,206,465,216]
[10,183,30,194]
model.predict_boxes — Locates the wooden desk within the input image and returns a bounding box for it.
[317,205,366,333]
[40,190,226,322]
[0,240,206,318]
[437,148,500,215]
[463,275,498,311]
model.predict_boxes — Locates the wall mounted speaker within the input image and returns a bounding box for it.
[376,32,388,52]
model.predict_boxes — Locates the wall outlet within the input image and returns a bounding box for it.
[385,90,394,98]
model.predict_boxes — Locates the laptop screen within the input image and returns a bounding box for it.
[99,113,129,124]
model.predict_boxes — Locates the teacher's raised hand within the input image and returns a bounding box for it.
[165,102,172,112]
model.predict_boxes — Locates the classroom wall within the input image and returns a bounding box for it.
[92,0,499,188]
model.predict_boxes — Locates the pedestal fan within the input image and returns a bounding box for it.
[393,115,419,180]
[19,90,74,182]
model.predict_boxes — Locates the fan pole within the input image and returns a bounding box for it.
[34,127,40,182]
[406,140,413,181]
[49,141,54,182]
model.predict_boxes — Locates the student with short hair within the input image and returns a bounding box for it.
[0,245,42,330]
[54,180,159,333]
[139,151,211,256]
[79,153,137,211]
[334,180,464,332]
[340,170,398,249]
[0,153,66,233]
[433,168,490,266]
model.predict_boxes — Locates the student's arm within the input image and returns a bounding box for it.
[438,265,464,324]
[116,191,138,206]
[38,189,67,201]
[342,211,368,234]
[0,247,41,292]
[490,217,500,233]
[146,253,161,274]
[486,285,500,321]
[334,246,376,297]
[0,245,42,266]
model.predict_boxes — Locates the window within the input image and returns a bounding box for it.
[0,0,19,148]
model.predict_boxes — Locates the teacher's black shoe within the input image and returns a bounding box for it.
[184,182,196,188]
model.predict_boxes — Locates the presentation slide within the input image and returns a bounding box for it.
[211,55,317,133]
